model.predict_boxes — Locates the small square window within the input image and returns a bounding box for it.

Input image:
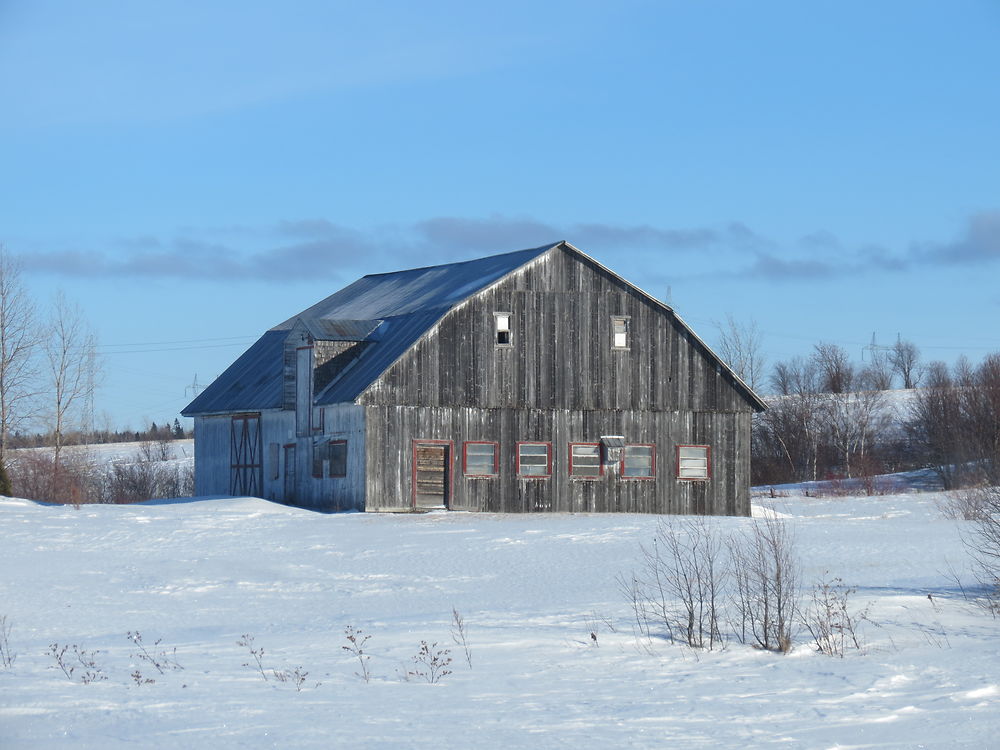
[495,312,512,347]
[569,443,602,477]
[622,444,655,478]
[313,439,348,478]
[677,445,710,480]
[612,316,630,349]
[464,441,498,477]
[517,442,551,477]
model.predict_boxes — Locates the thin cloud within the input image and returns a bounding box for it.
[20,210,999,283]
[913,211,1000,266]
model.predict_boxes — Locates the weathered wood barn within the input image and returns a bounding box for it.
[183,241,766,515]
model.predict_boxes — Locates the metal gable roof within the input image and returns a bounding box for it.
[182,243,558,415]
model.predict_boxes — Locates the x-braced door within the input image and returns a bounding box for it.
[230,414,263,496]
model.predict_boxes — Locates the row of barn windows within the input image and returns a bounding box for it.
[495,313,631,349]
[466,442,711,480]
[300,439,711,481]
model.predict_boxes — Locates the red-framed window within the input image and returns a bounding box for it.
[622,444,655,479]
[568,443,602,478]
[516,442,551,478]
[676,445,711,480]
[463,441,499,477]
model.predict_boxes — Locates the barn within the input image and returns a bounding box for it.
[182,241,766,515]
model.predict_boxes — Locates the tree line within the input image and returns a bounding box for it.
[717,319,999,489]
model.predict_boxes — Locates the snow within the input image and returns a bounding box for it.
[1,488,998,748]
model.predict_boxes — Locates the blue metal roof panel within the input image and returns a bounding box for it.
[181,330,287,415]
[272,244,556,326]
[184,243,560,414]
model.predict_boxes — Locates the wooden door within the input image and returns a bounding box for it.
[230,414,263,496]
[413,442,450,509]
[283,444,297,503]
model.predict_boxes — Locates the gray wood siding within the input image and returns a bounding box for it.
[193,415,232,496]
[365,405,750,516]
[362,247,756,414]
[193,406,365,510]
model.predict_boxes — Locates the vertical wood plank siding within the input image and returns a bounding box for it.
[364,405,750,515]
[359,248,755,516]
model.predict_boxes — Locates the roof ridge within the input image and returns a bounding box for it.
[359,241,561,279]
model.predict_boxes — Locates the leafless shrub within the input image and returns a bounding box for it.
[130,670,155,686]
[408,641,452,683]
[451,608,472,667]
[342,625,372,682]
[730,516,799,653]
[938,487,992,521]
[0,615,15,670]
[801,576,871,656]
[237,633,268,681]
[48,643,107,684]
[272,667,309,691]
[100,444,193,504]
[617,571,656,653]
[620,517,728,650]
[126,631,183,674]
[961,486,1000,614]
[9,449,95,505]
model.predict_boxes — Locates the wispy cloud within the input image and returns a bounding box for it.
[17,210,1000,284]
[913,211,1000,266]
[19,214,758,282]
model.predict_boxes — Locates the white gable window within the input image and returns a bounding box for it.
[677,445,710,480]
[495,312,512,347]
[612,316,630,349]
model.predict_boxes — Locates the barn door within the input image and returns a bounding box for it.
[283,444,297,503]
[413,441,451,509]
[230,414,263,496]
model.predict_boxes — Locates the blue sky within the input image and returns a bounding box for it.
[2,1,999,428]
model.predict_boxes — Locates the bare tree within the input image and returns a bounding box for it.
[890,339,922,389]
[757,357,828,482]
[714,314,767,392]
[0,246,39,469]
[859,350,894,391]
[43,292,100,480]
[812,342,855,394]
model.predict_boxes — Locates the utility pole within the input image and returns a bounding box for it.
[185,374,202,398]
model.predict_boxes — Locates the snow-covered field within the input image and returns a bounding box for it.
[1,488,998,749]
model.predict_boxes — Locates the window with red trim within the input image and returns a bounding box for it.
[622,444,655,478]
[677,445,710,480]
[463,441,498,477]
[517,442,551,477]
[569,443,602,477]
